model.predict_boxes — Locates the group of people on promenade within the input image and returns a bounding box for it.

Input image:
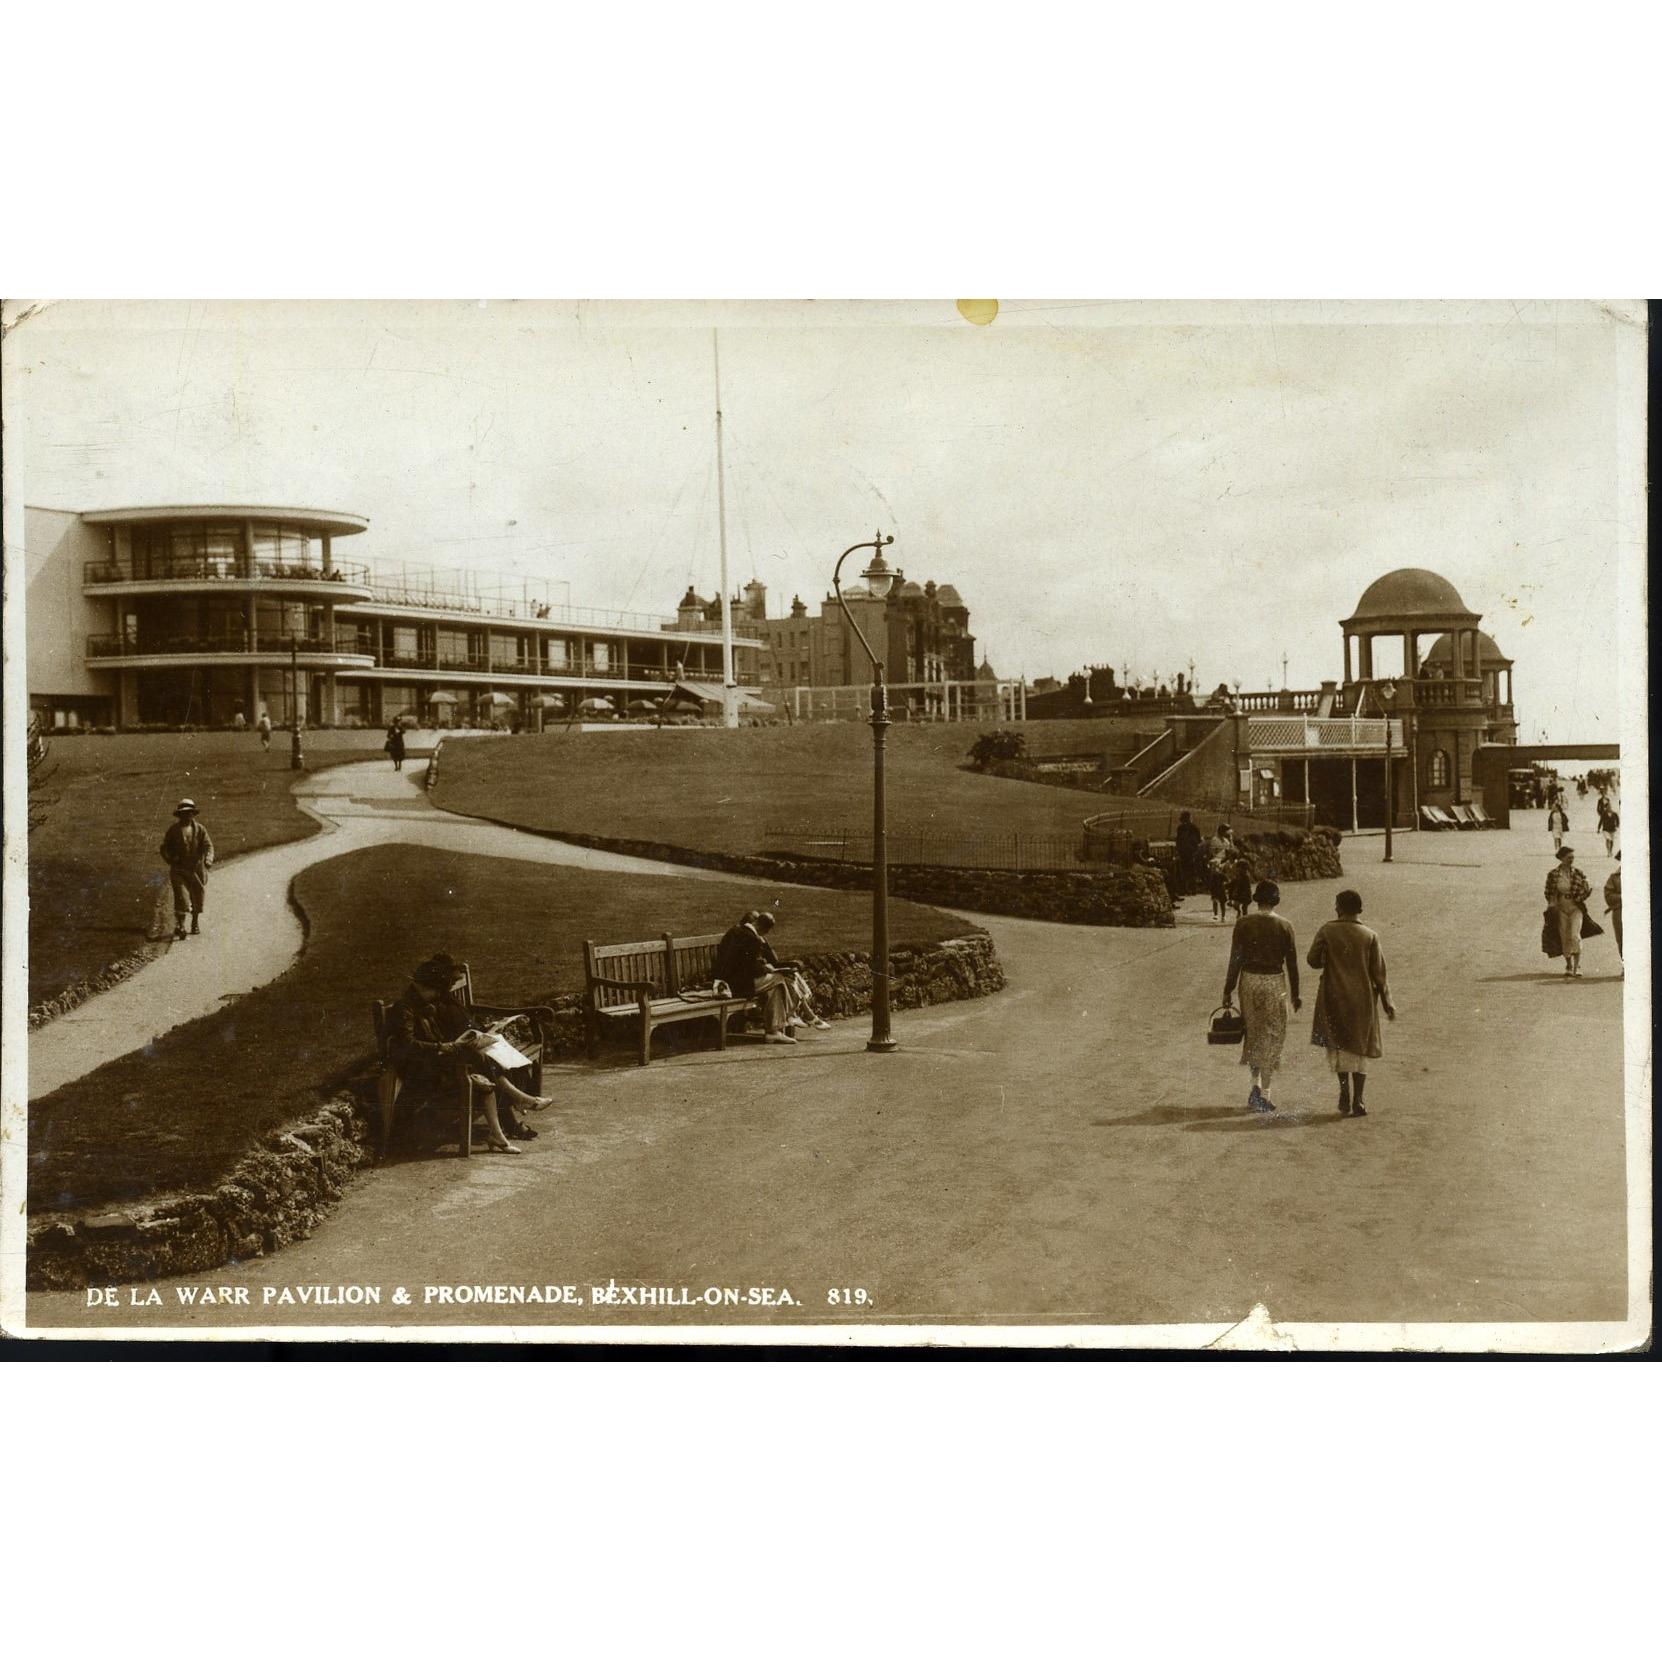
[1221,883,1395,1117]
[1174,813,1254,924]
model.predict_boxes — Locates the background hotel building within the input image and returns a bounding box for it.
[24,504,763,730]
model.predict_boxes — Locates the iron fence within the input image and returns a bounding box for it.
[761,826,1109,872]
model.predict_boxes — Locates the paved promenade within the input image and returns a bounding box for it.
[27,774,1632,1337]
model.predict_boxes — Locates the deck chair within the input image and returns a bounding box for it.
[1466,802,1498,828]
[1419,806,1449,831]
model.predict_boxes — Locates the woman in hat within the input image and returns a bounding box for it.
[1544,846,1593,978]
[158,799,214,941]
[1307,890,1396,1117]
[1221,879,1301,1113]
[388,956,541,1153]
[422,952,555,1137]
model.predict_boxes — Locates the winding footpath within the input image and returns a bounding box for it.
[27,760,770,1103]
[26,776,1635,1341]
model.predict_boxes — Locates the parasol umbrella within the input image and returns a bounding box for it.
[427,690,458,705]
[576,696,614,713]
[534,693,566,710]
[486,691,517,707]
[627,697,664,716]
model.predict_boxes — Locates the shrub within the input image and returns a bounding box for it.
[968,729,1028,770]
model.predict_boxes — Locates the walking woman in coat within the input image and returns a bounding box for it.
[1307,890,1395,1117]
[1221,880,1300,1113]
[1545,846,1593,978]
[385,720,407,772]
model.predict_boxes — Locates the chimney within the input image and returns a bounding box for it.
[790,595,807,619]
[743,578,768,622]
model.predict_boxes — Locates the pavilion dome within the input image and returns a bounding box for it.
[896,580,925,598]
[1346,568,1477,622]
[1425,628,1511,666]
[935,583,966,608]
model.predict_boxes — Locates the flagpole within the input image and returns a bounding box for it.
[714,329,737,728]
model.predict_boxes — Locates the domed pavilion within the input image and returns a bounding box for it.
[1340,567,1517,810]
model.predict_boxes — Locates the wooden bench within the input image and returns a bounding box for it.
[583,933,756,1065]
[371,961,554,1157]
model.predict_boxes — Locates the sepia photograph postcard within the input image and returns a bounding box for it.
[1,297,1650,1350]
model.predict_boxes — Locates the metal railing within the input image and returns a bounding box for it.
[760,825,1111,873]
[1083,800,1316,844]
[85,557,371,587]
[86,633,358,658]
[360,583,686,634]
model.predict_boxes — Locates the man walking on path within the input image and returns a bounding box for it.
[160,798,214,940]
[256,710,272,751]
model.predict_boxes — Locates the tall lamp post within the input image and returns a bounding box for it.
[289,639,305,771]
[833,530,899,1054]
[1378,680,1396,862]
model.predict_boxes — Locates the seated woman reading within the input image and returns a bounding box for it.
[390,954,553,1152]
[712,911,831,1045]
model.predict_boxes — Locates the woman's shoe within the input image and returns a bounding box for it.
[1247,1086,1269,1112]
[487,1140,523,1154]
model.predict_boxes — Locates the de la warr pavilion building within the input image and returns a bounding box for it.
[24,503,763,731]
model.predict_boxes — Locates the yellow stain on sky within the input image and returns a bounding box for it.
[955,299,999,326]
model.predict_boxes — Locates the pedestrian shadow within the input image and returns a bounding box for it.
[1477,971,1619,984]
[1093,1102,1254,1128]
[1094,1101,1347,1131]
[1185,1108,1347,1132]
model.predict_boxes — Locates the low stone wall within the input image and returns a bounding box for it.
[1238,834,1343,884]
[28,1100,371,1293]
[28,889,174,1030]
[25,934,1005,1291]
[454,814,1176,928]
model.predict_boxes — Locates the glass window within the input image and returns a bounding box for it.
[437,629,472,665]
[591,641,611,672]
[1429,748,1451,788]
[546,637,570,668]
[490,632,525,668]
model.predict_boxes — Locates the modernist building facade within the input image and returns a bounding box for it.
[25,504,763,731]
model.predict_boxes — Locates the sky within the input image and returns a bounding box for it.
[5,298,1643,742]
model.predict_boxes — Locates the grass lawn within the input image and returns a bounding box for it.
[26,732,328,1007]
[430,721,1157,856]
[27,842,974,1214]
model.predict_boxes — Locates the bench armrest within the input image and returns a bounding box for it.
[471,1002,557,1022]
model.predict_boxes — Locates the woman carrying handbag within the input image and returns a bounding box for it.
[1220,880,1301,1113]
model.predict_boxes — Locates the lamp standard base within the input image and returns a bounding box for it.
[866,1037,898,1054]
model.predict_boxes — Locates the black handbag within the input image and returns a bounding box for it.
[1207,1004,1245,1045]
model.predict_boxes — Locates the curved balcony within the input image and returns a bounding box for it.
[84,556,374,602]
[86,633,375,671]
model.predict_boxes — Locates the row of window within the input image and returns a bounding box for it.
[130,522,315,577]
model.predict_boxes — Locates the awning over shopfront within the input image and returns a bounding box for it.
[671,680,778,715]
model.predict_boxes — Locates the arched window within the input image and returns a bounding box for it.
[1429,748,1451,788]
